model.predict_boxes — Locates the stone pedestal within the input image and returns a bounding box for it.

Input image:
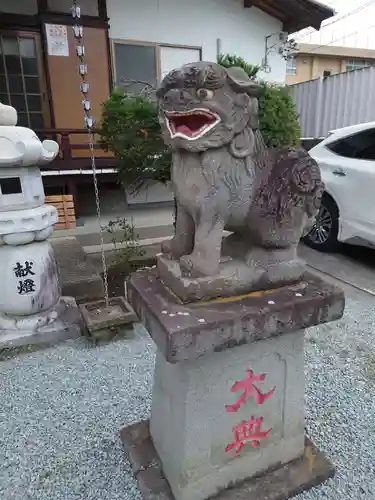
[157,237,305,303]
[0,297,83,348]
[123,269,345,500]
[150,333,304,500]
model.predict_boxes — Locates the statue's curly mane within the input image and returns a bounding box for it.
[254,148,324,221]
[157,63,226,97]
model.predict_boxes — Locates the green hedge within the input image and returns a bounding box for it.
[218,54,300,149]
[99,89,171,188]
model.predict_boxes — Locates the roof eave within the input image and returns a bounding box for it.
[244,0,335,33]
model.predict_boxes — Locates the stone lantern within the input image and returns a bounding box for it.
[0,103,82,347]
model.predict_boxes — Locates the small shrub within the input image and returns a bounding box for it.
[218,53,300,148]
[102,216,145,274]
[217,54,260,80]
[99,88,171,191]
[258,83,300,148]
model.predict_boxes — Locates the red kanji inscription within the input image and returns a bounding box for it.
[225,369,276,413]
[225,416,272,456]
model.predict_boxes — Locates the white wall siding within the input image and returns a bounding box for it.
[107,0,286,83]
[160,47,202,79]
[125,181,174,206]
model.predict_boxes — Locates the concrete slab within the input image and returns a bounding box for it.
[120,420,335,500]
[83,236,171,256]
[51,207,174,247]
[76,224,174,249]
[51,237,104,302]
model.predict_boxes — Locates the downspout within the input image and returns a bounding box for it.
[216,38,222,59]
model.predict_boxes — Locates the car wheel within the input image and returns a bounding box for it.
[302,195,340,252]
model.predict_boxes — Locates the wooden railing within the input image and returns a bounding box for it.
[36,129,117,171]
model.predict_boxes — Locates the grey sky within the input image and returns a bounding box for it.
[295,0,375,48]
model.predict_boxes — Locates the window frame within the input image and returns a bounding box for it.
[46,0,100,17]
[286,56,297,76]
[0,0,38,15]
[0,29,51,129]
[110,39,202,90]
[346,59,369,72]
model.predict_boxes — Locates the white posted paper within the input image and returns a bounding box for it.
[45,24,69,57]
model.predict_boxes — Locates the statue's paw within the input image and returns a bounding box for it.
[180,254,215,277]
[161,238,173,255]
[161,238,185,260]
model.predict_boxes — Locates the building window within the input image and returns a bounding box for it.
[113,43,158,93]
[112,41,201,93]
[0,0,38,15]
[47,0,99,16]
[0,34,46,129]
[346,59,369,72]
[286,57,297,75]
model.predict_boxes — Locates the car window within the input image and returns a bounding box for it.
[327,128,375,161]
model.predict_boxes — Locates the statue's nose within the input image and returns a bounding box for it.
[164,88,192,105]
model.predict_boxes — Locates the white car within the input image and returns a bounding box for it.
[303,121,375,252]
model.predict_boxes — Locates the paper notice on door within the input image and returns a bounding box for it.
[45,24,69,57]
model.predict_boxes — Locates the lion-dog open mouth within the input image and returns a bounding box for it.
[165,109,221,140]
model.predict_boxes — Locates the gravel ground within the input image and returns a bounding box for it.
[1,291,375,500]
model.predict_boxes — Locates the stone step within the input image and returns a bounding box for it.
[51,236,104,303]
[73,223,174,247]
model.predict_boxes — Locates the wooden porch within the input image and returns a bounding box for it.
[36,129,121,227]
[37,128,116,171]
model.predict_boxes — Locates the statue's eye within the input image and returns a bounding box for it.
[196,88,213,100]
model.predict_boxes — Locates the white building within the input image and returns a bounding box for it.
[107,0,334,86]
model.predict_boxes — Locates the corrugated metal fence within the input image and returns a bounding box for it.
[290,66,375,139]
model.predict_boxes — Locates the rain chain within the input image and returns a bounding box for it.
[71,1,110,306]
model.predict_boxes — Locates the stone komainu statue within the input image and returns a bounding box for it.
[156,61,324,294]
